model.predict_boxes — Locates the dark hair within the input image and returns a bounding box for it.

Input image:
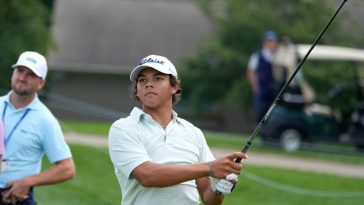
[130,74,182,104]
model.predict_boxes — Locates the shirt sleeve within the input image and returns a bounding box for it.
[0,120,4,155]
[192,127,215,163]
[248,52,259,71]
[43,118,72,163]
[108,121,151,179]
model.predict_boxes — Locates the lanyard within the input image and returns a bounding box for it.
[2,101,30,146]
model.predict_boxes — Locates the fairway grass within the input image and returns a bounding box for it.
[37,145,120,205]
[36,144,364,205]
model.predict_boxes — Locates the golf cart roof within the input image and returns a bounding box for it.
[297,44,364,62]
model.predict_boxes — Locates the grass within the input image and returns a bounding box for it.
[60,120,111,136]
[37,144,120,205]
[204,131,364,165]
[36,144,364,205]
[227,165,364,205]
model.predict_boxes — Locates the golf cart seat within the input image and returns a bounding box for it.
[304,103,339,119]
[280,86,306,110]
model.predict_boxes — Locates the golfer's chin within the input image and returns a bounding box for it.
[13,87,31,96]
[141,99,163,109]
[142,102,159,109]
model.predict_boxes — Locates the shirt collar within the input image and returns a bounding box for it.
[130,107,179,123]
[262,47,274,61]
[5,91,41,110]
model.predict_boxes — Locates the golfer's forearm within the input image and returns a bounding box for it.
[197,178,224,205]
[202,190,224,205]
[132,161,210,187]
[25,158,75,186]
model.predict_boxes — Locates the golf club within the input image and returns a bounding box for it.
[215,0,348,195]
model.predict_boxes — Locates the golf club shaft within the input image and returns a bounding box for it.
[235,0,348,163]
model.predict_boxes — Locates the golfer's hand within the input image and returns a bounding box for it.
[2,179,30,203]
[211,173,239,195]
[211,173,238,195]
[211,152,247,179]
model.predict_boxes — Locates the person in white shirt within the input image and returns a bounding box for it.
[108,54,247,205]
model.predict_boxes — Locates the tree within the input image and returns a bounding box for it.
[0,0,53,94]
[180,0,359,117]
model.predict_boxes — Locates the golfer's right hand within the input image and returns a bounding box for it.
[211,152,247,179]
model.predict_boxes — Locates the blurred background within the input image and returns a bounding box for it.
[1,0,364,204]
[2,0,364,152]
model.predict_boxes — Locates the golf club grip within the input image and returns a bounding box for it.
[214,142,250,195]
[225,142,250,195]
[235,141,251,163]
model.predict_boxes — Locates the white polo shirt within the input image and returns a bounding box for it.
[108,107,215,205]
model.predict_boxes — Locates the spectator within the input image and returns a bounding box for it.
[0,51,75,205]
[247,31,279,122]
[0,120,4,171]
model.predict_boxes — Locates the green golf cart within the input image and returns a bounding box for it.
[261,44,364,152]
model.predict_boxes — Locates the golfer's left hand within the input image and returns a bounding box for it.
[211,173,239,195]
[2,179,30,203]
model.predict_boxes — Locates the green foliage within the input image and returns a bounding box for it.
[182,0,359,115]
[0,0,52,93]
[302,61,363,113]
[180,41,248,114]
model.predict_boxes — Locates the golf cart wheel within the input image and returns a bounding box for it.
[279,129,302,152]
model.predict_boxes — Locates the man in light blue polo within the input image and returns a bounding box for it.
[0,51,75,205]
[0,120,4,169]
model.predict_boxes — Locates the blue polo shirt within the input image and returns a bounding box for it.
[0,91,72,188]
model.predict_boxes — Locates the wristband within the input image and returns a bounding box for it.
[209,161,213,177]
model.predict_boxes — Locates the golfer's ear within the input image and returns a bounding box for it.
[171,82,180,94]
[38,79,46,90]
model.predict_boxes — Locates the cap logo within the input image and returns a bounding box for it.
[26,57,37,64]
[138,57,165,66]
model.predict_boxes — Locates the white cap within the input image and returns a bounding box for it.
[12,51,48,80]
[130,55,178,81]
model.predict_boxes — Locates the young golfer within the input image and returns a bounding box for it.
[108,54,247,205]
